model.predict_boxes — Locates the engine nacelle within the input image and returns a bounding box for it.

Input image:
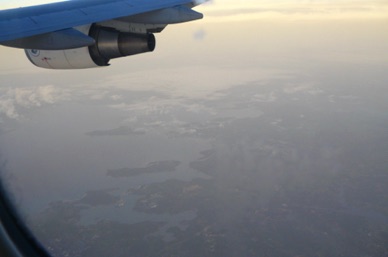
[25,25,156,69]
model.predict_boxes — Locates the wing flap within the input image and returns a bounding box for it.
[0,0,201,42]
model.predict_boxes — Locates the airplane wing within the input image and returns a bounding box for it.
[0,0,201,42]
[0,0,206,69]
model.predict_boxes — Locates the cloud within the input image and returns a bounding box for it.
[0,98,19,120]
[14,85,64,107]
[0,85,70,120]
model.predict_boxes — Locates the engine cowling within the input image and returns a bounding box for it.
[25,25,156,69]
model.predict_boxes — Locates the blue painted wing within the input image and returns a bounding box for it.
[0,0,198,42]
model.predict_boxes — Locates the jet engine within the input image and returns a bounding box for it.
[25,25,156,69]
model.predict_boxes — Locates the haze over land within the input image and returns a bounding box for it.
[1,1,388,256]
